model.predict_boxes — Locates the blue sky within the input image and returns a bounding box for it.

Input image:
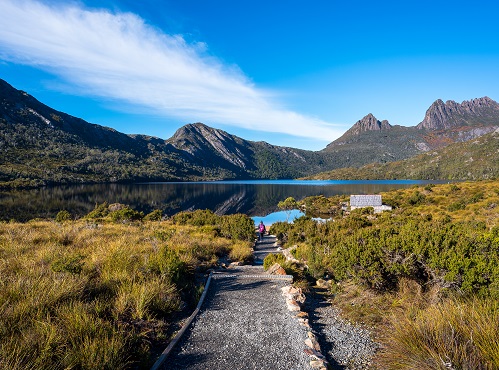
[1,0,499,150]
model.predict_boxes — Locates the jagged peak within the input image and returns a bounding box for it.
[344,113,392,136]
[417,97,499,130]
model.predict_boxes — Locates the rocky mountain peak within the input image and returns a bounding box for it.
[417,97,499,130]
[344,113,392,136]
[168,122,252,169]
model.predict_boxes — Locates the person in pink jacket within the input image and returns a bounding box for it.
[258,221,266,241]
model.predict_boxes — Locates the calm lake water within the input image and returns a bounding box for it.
[0,180,443,222]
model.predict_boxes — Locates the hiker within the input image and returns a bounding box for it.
[258,221,266,241]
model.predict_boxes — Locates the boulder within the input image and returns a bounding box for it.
[295,311,308,318]
[108,203,125,212]
[281,285,305,303]
[282,245,301,264]
[297,317,310,328]
[305,333,321,351]
[267,263,286,275]
[286,299,301,312]
[309,359,328,370]
[316,279,333,289]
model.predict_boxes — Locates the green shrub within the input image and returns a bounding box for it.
[51,254,85,274]
[110,207,144,222]
[269,221,291,242]
[468,191,484,203]
[148,247,189,288]
[219,214,255,241]
[424,184,435,192]
[85,202,110,219]
[271,202,499,294]
[408,191,426,205]
[144,209,163,221]
[263,253,286,270]
[171,209,217,226]
[55,210,72,223]
[448,201,467,211]
[171,211,254,241]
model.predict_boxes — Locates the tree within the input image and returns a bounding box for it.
[278,197,299,222]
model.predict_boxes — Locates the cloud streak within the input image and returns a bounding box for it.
[0,0,342,141]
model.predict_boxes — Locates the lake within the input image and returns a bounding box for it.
[0,179,444,222]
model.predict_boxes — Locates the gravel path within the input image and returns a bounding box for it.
[160,234,378,369]
[253,233,279,264]
[164,264,312,370]
[305,294,379,369]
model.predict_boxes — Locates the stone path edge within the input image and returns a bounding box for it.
[150,271,214,370]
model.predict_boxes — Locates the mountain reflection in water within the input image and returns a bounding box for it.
[0,180,441,221]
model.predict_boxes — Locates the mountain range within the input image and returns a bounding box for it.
[306,128,499,181]
[1,78,498,187]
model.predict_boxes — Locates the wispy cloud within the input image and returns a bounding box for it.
[0,0,342,141]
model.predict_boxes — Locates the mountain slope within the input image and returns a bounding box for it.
[417,97,499,130]
[166,122,337,179]
[0,79,203,186]
[305,128,499,180]
[322,113,425,167]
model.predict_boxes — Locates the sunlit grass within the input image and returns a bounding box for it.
[377,296,499,370]
[0,217,250,369]
[328,278,499,370]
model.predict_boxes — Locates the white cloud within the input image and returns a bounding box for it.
[0,0,343,141]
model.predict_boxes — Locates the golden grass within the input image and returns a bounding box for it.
[329,278,499,370]
[0,219,250,369]
[378,296,499,370]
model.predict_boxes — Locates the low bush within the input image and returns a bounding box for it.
[85,202,110,219]
[109,207,144,222]
[51,254,85,274]
[171,209,217,226]
[144,209,163,221]
[172,210,254,241]
[55,210,72,223]
[219,213,255,241]
[263,253,286,270]
[148,246,189,288]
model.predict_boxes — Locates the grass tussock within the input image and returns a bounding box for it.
[327,278,499,370]
[0,209,254,369]
[378,295,499,369]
